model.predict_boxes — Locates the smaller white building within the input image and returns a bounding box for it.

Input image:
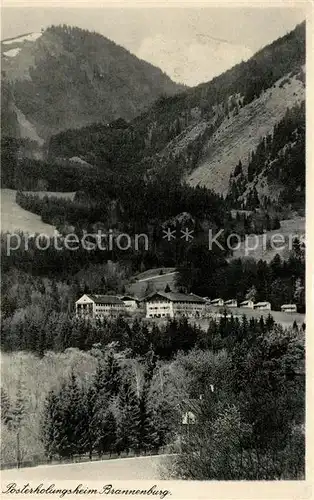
[254,301,271,311]
[211,298,224,307]
[224,299,238,308]
[281,304,297,313]
[240,300,254,309]
[119,295,140,312]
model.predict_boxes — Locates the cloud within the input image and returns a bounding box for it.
[137,34,253,86]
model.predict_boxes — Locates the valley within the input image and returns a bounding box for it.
[0,18,306,481]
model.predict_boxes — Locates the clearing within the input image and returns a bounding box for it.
[230,217,305,262]
[1,189,75,235]
[126,268,178,297]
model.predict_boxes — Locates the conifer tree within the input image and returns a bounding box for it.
[116,379,140,454]
[1,387,12,426]
[94,410,117,457]
[94,350,121,398]
[62,372,87,457]
[9,381,27,468]
[41,374,87,460]
[138,376,159,453]
[80,384,98,460]
[41,389,61,460]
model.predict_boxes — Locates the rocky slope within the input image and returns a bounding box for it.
[186,70,305,195]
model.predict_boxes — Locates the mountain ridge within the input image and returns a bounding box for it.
[43,22,305,208]
[1,24,184,139]
[1,22,305,213]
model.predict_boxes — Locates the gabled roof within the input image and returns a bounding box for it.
[254,301,271,306]
[240,300,254,304]
[144,291,206,303]
[88,294,125,305]
[281,304,297,308]
[211,298,223,303]
[225,299,237,304]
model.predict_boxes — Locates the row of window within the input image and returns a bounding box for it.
[148,306,171,311]
[148,301,204,305]
[148,313,171,318]
[95,304,124,309]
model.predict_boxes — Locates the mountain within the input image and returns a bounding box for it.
[1,25,183,140]
[45,22,305,210]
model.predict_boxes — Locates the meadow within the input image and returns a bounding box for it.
[231,216,305,263]
[1,189,75,235]
[127,268,178,297]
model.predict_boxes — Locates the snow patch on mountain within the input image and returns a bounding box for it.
[3,48,21,57]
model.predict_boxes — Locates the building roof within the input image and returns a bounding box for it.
[254,301,271,306]
[225,299,237,304]
[88,294,125,305]
[119,295,139,301]
[211,298,223,303]
[240,300,253,305]
[281,304,297,308]
[144,291,206,303]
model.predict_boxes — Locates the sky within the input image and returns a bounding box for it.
[1,6,306,85]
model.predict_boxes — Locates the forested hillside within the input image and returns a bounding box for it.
[227,101,305,211]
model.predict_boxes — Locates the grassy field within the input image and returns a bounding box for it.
[144,307,305,330]
[126,268,178,298]
[205,306,305,327]
[231,217,305,263]
[1,189,56,235]
[1,189,76,235]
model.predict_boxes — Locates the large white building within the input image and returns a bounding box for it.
[75,294,126,318]
[144,291,206,319]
